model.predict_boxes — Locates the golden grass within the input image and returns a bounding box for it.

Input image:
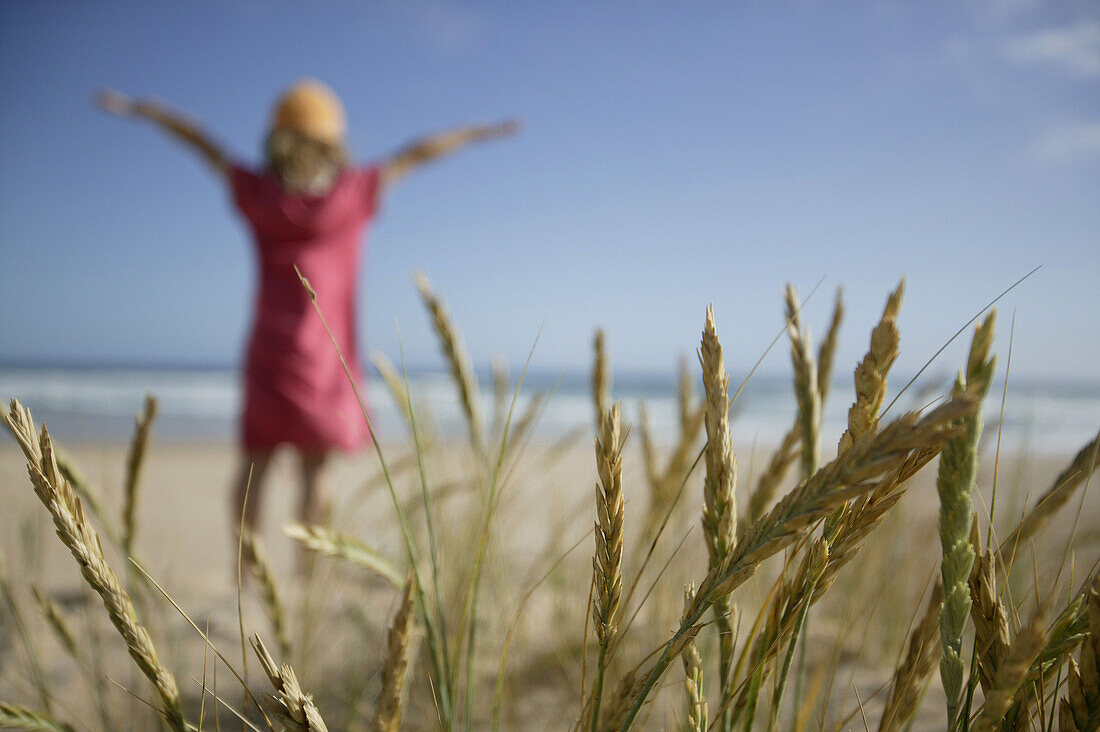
[1059,575,1099,731]
[241,530,291,659]
[839,279,903,453]
[968,524,1011,695]
[815,287,845,407]
[588,402,624,729]
[879,581,943,732]
[284,522,403,588]
[29,588,77,661]
[0,702,75,732]
[699,304,738,732]
[636,358,704,549]
[252,633,329,731]
[3,402,187,731]
[746,288,842,537]
[2,277,1098,732]
[680,584,707,732]
[122,394,157,557]
[373,572,416,732]
[415,272,484,459]
[784,284,821,480]
[592,330,610,434]
[971,610,1047,732]
[998,429,1100,567]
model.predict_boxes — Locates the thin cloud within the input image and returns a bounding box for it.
[389,0,486,56]
[1032,120,1100,162]
[1002,20,1100,76]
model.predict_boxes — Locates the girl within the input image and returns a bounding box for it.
[97,80,517,539]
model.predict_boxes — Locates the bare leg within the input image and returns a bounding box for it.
[298,450,329,527]
[297,450,329,574]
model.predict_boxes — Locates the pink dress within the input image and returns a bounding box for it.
[229,164,381,452]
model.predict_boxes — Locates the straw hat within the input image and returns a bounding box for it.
[270,79,346,145]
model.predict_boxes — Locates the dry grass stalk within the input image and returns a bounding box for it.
[666,358,706,501]
[4,399,42,464]
[635,404,665,554]
[613,394,976,730]
[1043,591,1091,674]
[736,537,829,728]
[746,426,800,527]
[1004,576,1097,726]
[681,585,708,732]
[998,429,1100,568]
[736,445,940,715]
[762,300,848,673]
[968,518,1010,694]
[373,572,417,732]
[678,354,696,433]
[637,403,661,497]
[599,670,644,731]
[0,702,75,732]
[31,585,113,731]
[700,305,739,729]
[973,610,1048,732]
[370,351,415,428]
[52,449,115,544]
[30,587,77,659]
[285,523,404,588]
[491,354,510,441]
[656,409,706,525]
[252,634,329,731]
[1059,575,1099,732]
[638,358,705,546]
[3,400,186,732]
[415,272,484,457]
[878,581,944,732]
[241,531,290,660]
[771,539,829,723]
[744,291,841,528]
[784,285,820,479]
[700,306,738,572]
[593,403,625,648]
[122,394,157,556]
[508,389,545,449]
[815,287,845,406]
[731,445,937,725]
[0,570,55,717]
[937,311,996,726]
[816,446,940,596]
[838,279,904,454]
[591,403,625,728]
[593,329,611,433]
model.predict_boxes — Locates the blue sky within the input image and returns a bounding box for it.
[1,1,1098,382]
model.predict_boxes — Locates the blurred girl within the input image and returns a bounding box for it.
[97,80,517,539]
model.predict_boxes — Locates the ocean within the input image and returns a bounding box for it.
[1,364,1097,455]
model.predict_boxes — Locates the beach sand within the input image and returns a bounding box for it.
[1,433,1096,730]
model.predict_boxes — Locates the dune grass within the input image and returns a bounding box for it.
[1,276,1098,731]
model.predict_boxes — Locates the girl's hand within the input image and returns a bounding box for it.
[479,118,522,140]
[91,91,229,174]
[95,89,138,116]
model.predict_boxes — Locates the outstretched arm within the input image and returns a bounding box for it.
[95,89,230,176]
[379,119,520,188]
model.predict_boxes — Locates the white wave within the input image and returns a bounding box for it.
[1,367,1096,454]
